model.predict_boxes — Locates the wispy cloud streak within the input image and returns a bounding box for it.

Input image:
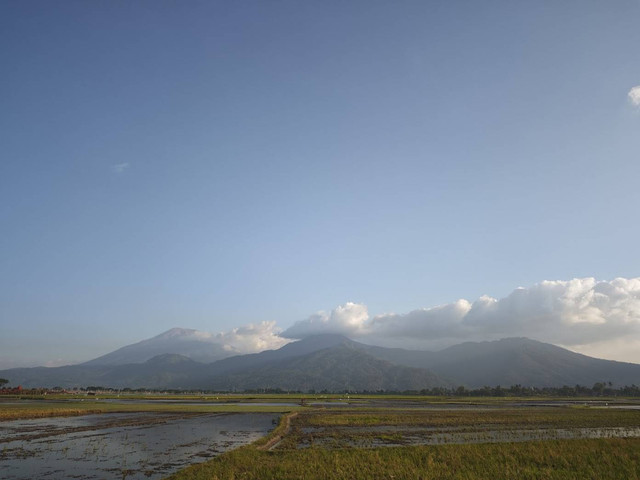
[112,163,130,174]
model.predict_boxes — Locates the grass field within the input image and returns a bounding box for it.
[3,392,631,402]
[166,403,640,480]
[299,407,640,429]
[168,438,640,480]
[0,400,301,420]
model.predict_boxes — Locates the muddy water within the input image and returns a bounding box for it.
[0,412,278,480]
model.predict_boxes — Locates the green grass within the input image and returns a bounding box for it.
[167,438,640,480]
[0,401,301,420]
[10,392,636,402]
[300,407,640,429]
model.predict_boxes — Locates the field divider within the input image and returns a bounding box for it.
[255,411,299,451]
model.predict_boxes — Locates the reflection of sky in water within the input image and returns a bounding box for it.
[0,413,278,480]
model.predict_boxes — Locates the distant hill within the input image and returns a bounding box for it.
[2,333,640,390]
[2,354,205,390]
[0,334,448,390]
[359,337,640,388]
[199,340,450,391]
[202,334,353,376]
[82,328,238,365]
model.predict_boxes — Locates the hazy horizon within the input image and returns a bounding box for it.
[2,3,639,370]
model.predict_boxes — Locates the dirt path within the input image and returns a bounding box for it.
[257,411,298,451]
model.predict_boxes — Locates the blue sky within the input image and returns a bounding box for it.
[1,1,640,367]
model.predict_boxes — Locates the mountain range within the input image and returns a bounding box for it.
[2,329,640,390]
[83,328,238,365]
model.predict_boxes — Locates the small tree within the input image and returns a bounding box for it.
[592,382,605,396]
[0,378,8,388]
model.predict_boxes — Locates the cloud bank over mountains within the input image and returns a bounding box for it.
[163,322,291,355]
[281,278,640,362]
[66,277,640,366]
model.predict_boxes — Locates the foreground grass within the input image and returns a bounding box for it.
[0,401,300,420]
[167,438,640,480]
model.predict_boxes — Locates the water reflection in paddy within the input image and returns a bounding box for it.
[0,412,278,480]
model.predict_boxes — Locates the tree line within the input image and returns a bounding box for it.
[2,380,640,397]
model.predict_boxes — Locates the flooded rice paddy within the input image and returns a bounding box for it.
[282,399,640,450]
[294,424,640,448]
[0,412,279,480]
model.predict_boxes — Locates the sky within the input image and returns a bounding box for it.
[1,1,640,369]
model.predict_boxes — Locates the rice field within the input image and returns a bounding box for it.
[2,395,639,479]
[168,402,640,480]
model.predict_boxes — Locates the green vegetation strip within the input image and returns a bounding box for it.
[166,438,640,480]
[301,408,640,429]
[0,402,301,421]
[9,393,634,403]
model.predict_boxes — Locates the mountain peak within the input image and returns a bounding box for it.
[154,328,209,340]
[295,333,353,344]
[279,333,354,355]
[82,328,237,366]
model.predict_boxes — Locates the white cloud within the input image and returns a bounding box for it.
[282,302,370,339]
[112,163,130,174]
[158,322,291,356]
[628,86,640,107]
[215,321,291,353]
[282,278,640,362]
